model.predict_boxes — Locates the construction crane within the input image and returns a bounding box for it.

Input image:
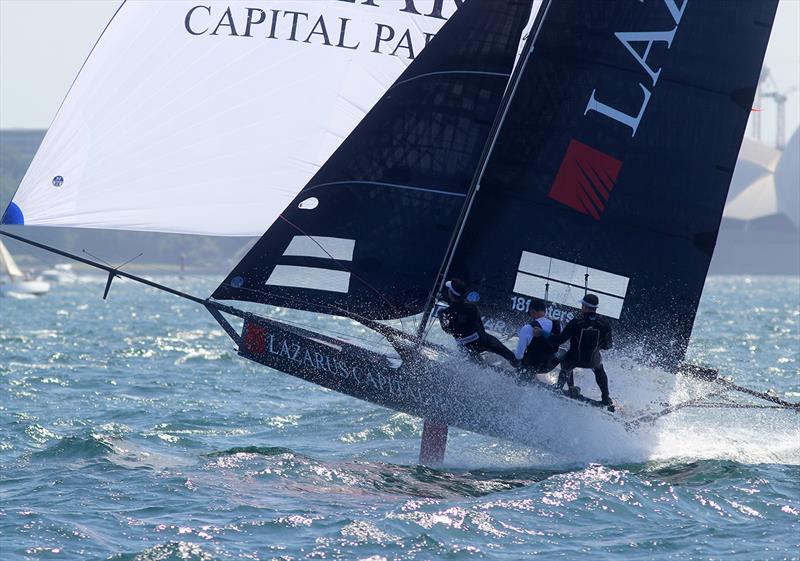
[752,68,770,143]
[753,66,797,150]
[762,88,797,150]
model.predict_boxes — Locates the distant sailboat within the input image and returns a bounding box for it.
[0,240,50,296]
[1,0,796,464]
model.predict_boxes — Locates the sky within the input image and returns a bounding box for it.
[0,0,799,147]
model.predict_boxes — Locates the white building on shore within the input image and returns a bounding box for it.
[712,128,800,274]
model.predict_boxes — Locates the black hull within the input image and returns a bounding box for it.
[237,316,618,446]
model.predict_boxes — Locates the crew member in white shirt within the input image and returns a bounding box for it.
[514,298,562,377]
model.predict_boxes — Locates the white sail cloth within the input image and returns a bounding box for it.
[7,1,455,235]
[0,240,24,278]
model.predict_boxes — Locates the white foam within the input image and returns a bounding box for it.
[440,355,800,468]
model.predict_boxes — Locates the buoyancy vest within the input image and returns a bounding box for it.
[564,313,612,367]
[522,318,561,368]
[439,301,485,344]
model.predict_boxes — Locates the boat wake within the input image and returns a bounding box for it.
[431,355,800,468]
[203,445,547,499]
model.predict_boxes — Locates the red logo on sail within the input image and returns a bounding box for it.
[548,139,622,220]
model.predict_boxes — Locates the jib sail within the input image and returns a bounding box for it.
[444,0,778,368]
[213,0,537,320]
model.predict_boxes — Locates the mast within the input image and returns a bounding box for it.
[416,0,553,339]
[213,0,535,322]
[423,0,780,369]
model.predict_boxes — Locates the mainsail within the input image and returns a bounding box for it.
[213,0,537,320]
[1,1,455,235]
[440,0,779,368]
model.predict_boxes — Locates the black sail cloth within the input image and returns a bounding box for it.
[447,0,778,369]
[213,0,535,320]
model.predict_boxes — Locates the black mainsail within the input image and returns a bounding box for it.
[213,0,535,320]
[438,0,779,369]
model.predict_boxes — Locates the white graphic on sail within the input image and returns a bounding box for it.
[266,236,356,293]
[513,251,629,319]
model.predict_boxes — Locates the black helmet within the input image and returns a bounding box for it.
[581,293,599,308]
[530,297,546,312]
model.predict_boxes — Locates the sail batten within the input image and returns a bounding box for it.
[394,70,511,88]
[304,181,469,199]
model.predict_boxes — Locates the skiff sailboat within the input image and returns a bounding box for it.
[2,0,796,464]
[0,239,50,296]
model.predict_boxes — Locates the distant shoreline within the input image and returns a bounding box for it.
[2,129,798,275]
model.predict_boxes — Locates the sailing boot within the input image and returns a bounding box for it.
[594,367,614,409]
[556,370,579,397]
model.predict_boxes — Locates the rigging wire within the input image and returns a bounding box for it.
[415,0,555,342]
[214,279,448,353]
[544,258,552,303]
[81,249,143,270]
[275,213,409,331]
[3,229,797,417]
[584,267,589,296]
[220,280,383,330]
[262,316,399,353]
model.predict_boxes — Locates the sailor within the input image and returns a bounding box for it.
[552,293,613,406]
[438,278,518,366]
[514,297,562,376]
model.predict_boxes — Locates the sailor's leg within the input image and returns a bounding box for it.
[541,352,562,373]
[484,334,518,365]
[462,342,485,364]
[541,348,566,381]
[591,353,612,405]
[565,371,578,396]
[554,347,566,367]
[556,357,576,391]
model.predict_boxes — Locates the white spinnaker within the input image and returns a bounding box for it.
[7,1,454,236]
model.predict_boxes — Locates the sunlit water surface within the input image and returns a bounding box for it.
[1,275,798,560]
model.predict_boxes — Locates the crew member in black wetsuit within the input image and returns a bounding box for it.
[438,278,517,366]
[514,297,562,377]
[552,294,613,406]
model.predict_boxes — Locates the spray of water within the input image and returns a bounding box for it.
[436,353,800,468]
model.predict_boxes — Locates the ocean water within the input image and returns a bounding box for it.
[1,275,798,561]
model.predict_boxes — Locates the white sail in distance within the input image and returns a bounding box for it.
[0,240,24,278]
[4,1,460,236]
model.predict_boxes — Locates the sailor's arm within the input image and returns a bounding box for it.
[547,322,563,351]
[553,320,574,346]
[470,305,485,332]
[514,324,533,360]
